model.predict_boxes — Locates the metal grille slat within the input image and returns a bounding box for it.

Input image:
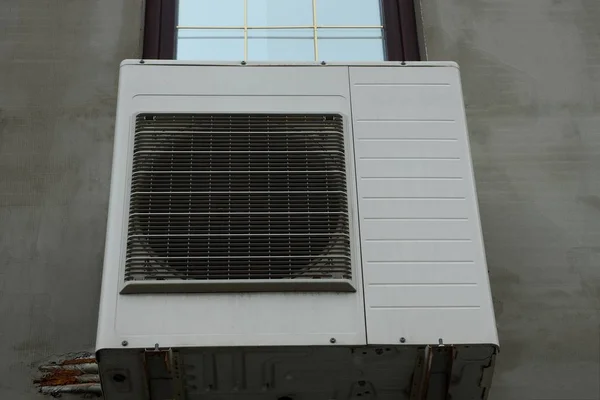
[124,113,352,292]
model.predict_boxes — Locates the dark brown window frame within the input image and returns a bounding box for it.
[143,0,420,62]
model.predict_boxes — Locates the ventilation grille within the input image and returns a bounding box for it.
[123,113,352,292]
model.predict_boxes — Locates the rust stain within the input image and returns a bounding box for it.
[35,369,82,386]
[34,353,101,396]
[61,357,96,365]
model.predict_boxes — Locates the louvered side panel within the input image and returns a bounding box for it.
[350,66,498,345]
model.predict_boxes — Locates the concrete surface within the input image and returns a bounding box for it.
[419,0,600,399]
[0,0,143,398]
[1,0,599,399]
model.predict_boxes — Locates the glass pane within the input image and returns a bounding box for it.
[248,0,313,26]
[319,28,382,38]
[248,29,314,61]
[178,0,244,27]
[316,0,382,26]
[177,29,244,61]
[317,29,384,61]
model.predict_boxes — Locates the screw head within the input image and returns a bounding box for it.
[121,340,128,347]
[241,60,247,65]
[330,338,336,344]
[400,337,406,343]
[321,61,326,65]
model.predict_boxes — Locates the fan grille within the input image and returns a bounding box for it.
[124,114,352,289]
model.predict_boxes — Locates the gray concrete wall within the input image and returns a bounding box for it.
[0,0,143,398]
[419,1,600,399]
[1,0,599,399]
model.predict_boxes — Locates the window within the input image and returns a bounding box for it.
[143,0,420,62]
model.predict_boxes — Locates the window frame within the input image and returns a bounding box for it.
[142,0,420,61]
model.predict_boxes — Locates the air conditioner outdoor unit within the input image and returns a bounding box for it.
[96,60,498,400]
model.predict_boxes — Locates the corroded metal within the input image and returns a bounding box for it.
[35,353,101,397]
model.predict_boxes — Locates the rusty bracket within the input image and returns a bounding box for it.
[143,346,183,400]
[410,345,455,400]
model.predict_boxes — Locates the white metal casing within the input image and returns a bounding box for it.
[96,61,498,351]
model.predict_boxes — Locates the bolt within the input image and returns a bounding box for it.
[241,60,247,65]
[330,338,336,344]
[139,60,145,64]
[121,340,128,347]
[321,61,326,65]
[400,337,406,343]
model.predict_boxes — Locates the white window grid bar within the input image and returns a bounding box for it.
[177,0,383,61]
[177,25,384,29]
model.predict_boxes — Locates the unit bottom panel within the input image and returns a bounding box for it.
[98,345,496,400]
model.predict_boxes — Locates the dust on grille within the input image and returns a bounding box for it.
[125,114,351,284]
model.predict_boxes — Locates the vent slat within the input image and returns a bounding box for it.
[125,113,351,289]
